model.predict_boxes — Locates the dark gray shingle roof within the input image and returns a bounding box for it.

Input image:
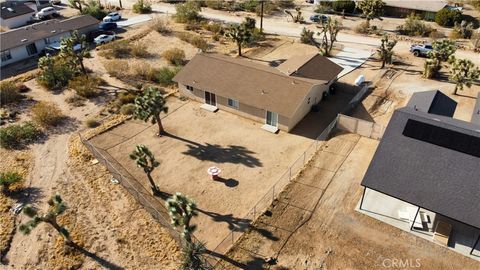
[0,1,35,20]
[361,103,480,229]
[406,90,457,117]
[472,93,480,125]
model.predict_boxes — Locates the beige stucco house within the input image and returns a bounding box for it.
[173,52,343,133]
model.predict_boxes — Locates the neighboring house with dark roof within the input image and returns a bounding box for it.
[173,53,343,133]
[472,93,480,125]
[382,0,449,20]
[0,15,98,67]
[0,1,35,29]
[359,90,480,257]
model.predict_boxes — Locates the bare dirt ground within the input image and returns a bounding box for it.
[219,131,480,270]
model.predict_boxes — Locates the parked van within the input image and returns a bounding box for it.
[36,7,58,19]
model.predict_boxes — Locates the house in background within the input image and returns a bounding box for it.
[0,15,98,67]
[0,1,35,29]
[173,52,343,133]
[382,0,448,20]
[359,90,480,259]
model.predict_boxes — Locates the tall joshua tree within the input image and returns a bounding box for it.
[317,17,342,56]
[134,86,169,136]
[19,194,72,244]
[60,30,89,75]
[424,39,456,79]
[225,23,252,57]
[130,144,160,195]
[378,35,397,69]
[356,0,385,28]
[449,57,480,95]
[166,193,205,270]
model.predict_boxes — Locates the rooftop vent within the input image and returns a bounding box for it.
[7,8,14,12]
[51,30,56,33]
[21,38,28,42]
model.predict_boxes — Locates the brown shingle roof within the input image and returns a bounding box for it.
[173,53,327,118]
[0,15,98,51]
[277,53,343,81]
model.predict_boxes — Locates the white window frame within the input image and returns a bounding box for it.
[265,110,278,127]
[227,98,239,109]
[1,50,12,61]
[186,85,193,91]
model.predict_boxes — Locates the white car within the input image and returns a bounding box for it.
[94,34,116,45]
[36,7,58,18]
[103,12,121,22]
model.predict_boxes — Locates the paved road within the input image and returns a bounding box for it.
[116,15,152,27]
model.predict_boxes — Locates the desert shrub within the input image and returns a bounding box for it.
[175,1,201,23]
[0,121,41,148]
[131,62,156,81]
[397,13,433,37]
[31,101,64,127]
[203,21,223,34]
[65,92,86,107]
[133,0,152,14]
[118,92,137,105]
[278,0,295,9]
[0,81,23,104]
[162,48,186,65]
[150,17,171,34]
[85,118,100,128]
[184,22,202,31]
[332,0,355,13]
[155,67,180,86]
[0,171,22,192]
[255,1,277,15]
[68,75,101,98]
[450,20,474,39]
[177,32,209,51]
[119,103,136,115]
[205,0,224,10]
[354,21,371,34]
[104,60,130,78]
[429,30,445,39]
[100,40,132,58]
[131,42,149,58]
[81,0,108,20]
[300,27,315,45]
[435,8,462,27]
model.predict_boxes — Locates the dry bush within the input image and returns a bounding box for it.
[68,76,102,98]
[0,81,23,104]
[162,48,186,65]
[176,32,209,51]
[150,16,171,35]
[120,103,136,115]
[65,92,86,107]
[104,60,130,78]
[99,40,132,59]
[131,61,156,81]
[203,21,223,34]
[429,30,445,39]
[31,101,64,127]
[355,21,371,34]
[85,118,100,128]
[131,42,149,58]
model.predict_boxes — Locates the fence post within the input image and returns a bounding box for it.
[289,167,292,180]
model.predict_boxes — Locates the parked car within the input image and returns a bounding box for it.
[103,12,121,22]
[310,14,329,23]
[36,7,58,19]
[98,22,117,31]
[49,0,62,5]
[94,34,116,45]
[44,42,83,56]
[87,30,115,41]
[410,44,433,57]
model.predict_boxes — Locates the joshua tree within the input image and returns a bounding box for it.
[129,144,160,194]
[60,31,89,75]
[284,7,304,23]
[449,57,480,95]
[224,23,252,56]
[0,172,22,194]
[182,241,209,270]
[423,39,456,79]
[378,35,397,68]
[355,0,385,27]
[134,86,169,136]
[317,17,342,56]
[19,194,72,244]
[166,192,198,244]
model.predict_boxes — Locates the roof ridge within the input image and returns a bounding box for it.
[200,53,318,85]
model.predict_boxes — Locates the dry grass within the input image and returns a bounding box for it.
[31,101,64,127]
[150,16,172,35]
[162,48,186,66]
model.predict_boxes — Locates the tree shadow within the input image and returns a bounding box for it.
[165,133,262,168]
[213,177,239,187]
[69,242,123,270]
[250,226,280,242]
[10,187,44,206]
[153,190,172,201]
[208,250,266,270]
[197,208,251,232]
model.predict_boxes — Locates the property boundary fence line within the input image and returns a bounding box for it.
[78,133,217,268]
[78,83,370,268]
[337,114,385,140]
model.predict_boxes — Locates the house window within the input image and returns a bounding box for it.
[186,85,193,91]
[26,43,38,56]
[227,98,239,109]
[307,97,311,104]
[44,37,51,44]
[1,50,12,61]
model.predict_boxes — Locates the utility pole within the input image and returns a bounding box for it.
[260,0,264,33]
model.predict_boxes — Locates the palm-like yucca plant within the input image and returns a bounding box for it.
[19,194,72,244]
[134,87,169,136]
[166,192,198,243]
[449,57,480,95]
[182,241,209,270]
[130,144,160,194]
[378,35,397,68]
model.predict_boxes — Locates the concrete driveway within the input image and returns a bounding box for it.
[329,47,374,78]
[116,15,152,27]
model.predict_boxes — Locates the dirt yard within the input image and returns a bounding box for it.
[219,131,480,270]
